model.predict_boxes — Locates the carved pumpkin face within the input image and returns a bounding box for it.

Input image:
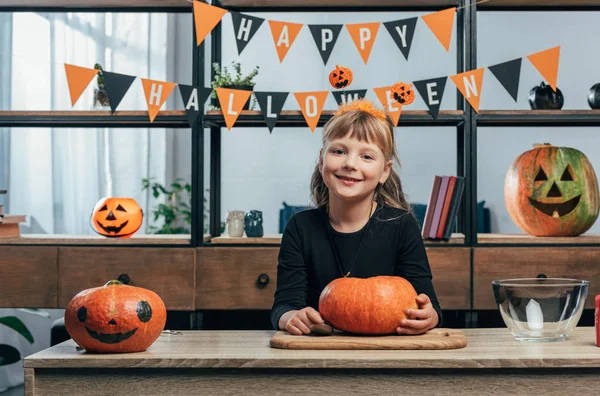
[64,280,167,353]
[90,197,143,238]
[329,65,353,89]
[392,82,416,105]
[505,143,600,236]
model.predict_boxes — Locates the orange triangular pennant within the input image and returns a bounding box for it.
[420,7,456,52]
[193,1,228,46]
[345,22,381,64]
[268,20,304,63]
[215,88,253,130]
[373,86,402,127]
[526,46,560,91]
[294,91,329,133]
[64,64,99,106]
[141,78,177,122]
[450,68,485,113]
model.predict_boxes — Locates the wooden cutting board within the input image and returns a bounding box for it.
[270,328,467,350]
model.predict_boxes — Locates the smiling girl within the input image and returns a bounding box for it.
[271,98,441,336]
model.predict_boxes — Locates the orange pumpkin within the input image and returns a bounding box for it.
[64,280,167,353]
[90,197,143,238]
[392,82,415,105]
[319,276,418,335]
[329,65,353,89]
[505,143,600,236]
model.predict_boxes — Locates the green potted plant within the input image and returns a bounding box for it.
[92,63,110,110]
[210,61,259,110]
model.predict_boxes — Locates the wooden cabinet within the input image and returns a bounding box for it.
[0,247,58,308]
[57,247,195,310]
[427,248,471,310]
[473,247,600,310]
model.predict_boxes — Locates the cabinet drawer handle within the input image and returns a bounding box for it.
[256,273,270,287]
[118,273,130,284]
[536,273,547,279]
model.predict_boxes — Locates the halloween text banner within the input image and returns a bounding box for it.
[64,46,560,128]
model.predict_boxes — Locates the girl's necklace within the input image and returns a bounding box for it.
[326,202,374,278]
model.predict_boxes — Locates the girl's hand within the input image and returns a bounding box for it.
[284,307,326,335]
[396,294,439,335]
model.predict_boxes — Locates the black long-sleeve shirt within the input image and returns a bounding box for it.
[271,204,442,330]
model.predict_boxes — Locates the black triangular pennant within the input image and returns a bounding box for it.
[254,91,289,133]
[230,12,264,55]
[178,85,212,127]
[488,58,522,102]
[383,17,418,61]
[331,90,368,106]
[412,77,448,119]
[102,71,136,113]
[308,24,343,65]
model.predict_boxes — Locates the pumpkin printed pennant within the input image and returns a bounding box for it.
[141,78,177,123]
[346,22,381,65]
[268,20,304,63]
[64,64,99,106]
[215,88,253,130]
[230,12,265,56]
[294,91,329,133]
[373,86,402,127]
[450,68,485,113]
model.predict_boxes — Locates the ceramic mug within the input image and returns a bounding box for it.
[226,210,245,237]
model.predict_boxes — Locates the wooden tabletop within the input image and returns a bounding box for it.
[24,327,600,370]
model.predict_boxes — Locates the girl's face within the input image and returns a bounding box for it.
[320,134,392,203]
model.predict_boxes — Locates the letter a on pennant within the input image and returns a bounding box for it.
[420,7,456,52]
[268,20,304,63]
[345,22,381,64]
[450,68,485,113]
[526,46,560,91]
[294,91,329,133]
[64,64,99,106]
[193,2,228,46]
[215,88,253,130]
[141,78,177,122]
[373,86,402,127]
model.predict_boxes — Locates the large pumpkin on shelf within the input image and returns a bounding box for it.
[505,143,599,237]
[318,276,418,335]
[90,197,143,238]
[64,280,166,353]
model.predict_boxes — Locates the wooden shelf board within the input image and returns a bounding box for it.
[1,0,191,9]
[479,110,600,115]
[479,0,600,8]
[478,233,600,244]
[219,0,458,8]
[210,233,465,245]
[0,110,186,117]
[0,233,202,245]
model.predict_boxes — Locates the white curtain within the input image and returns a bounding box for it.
[3,12,178,235]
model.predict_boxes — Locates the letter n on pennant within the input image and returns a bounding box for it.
[450,68,485,113]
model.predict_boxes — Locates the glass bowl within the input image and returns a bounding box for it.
[492,278,589,342]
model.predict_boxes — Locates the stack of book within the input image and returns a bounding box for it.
[421,175,465,241]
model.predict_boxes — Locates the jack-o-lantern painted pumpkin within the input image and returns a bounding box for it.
[319,276,418,335]
[505,143,600,237]
[64,280,167,353]
[328,65,353,89]
[90,197,143,238]
[392,82,416,105]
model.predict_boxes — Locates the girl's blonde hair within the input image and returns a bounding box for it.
[310,100,409,211]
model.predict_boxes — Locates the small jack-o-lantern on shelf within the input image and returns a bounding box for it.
[328,65,353,89]
[318,276,418,335]
[391,82,416,105]
[504,143,600,237]
[90,197,143,238]
[64,280,167,353]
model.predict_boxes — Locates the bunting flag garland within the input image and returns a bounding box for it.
[141,79,177,122]
[488,58,522,102]
[178,85,212,127]
[383,17,418,61]
[419,7,456,52]
[215,88,253,130]
[373,86,402,126]
[269,20,304,63]
[331,90,368,106]
[345,22,381,65]
[294,91,329,133]
[102,71,137,114]
[526,46,561,91]
[254,91,289,133]
[193,1,228,47]
[308,24,344,65]
[412,77,448,120]
[230,12,265,56]
[450,68,485,113]
[64,64,99,106]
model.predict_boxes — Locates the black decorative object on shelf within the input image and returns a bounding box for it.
[588,83,600,109]
[244,210,264,238]
[528,81,564,110]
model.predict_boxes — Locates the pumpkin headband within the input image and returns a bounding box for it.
[334,99,387,122]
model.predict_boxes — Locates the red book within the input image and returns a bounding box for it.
[421,175,442,238]
[436,176,457,239]
[428,176,449,239]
